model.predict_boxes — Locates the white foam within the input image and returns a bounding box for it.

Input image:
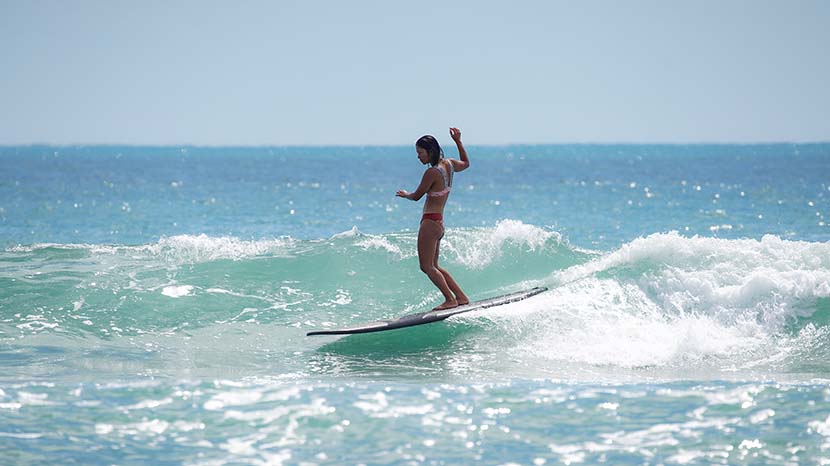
[514,233,830,370]
[554,232,830,316]
[6,242,98,253]
[123,397,174,411]
[0,432,43,439]
[162,285,193,298]
[16,392,57,406]
[355,235,406,257]
[156,234,295,262]
[320,289,352,307]
[204,389,264,411]
[808,414,830,436]
[514,278,769,368]
[329,226,360,239]
[446,219,561,269]
[7,234,298,264]
[96,419,170,437]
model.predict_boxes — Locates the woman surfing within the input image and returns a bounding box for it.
[396,127,470,310]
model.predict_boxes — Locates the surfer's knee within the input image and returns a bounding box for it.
[420,259,441,275]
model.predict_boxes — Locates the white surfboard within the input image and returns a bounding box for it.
[307,286,547,336]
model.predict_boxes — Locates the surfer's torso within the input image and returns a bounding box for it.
[423,159,454,214]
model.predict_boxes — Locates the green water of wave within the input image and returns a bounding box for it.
[0,224,580,338]
[3,224,830,382]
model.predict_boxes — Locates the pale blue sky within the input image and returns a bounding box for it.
[1,0,828,145]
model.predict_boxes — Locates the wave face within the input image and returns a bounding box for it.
[2,221,828,382]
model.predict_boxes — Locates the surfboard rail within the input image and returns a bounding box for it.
[307,286,547,336]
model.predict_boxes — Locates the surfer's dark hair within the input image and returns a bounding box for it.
[416,135,444,166]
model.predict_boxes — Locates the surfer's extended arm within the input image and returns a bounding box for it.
[396,169,435,201]
[449,127,469,172]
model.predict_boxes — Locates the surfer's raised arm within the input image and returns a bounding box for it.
[449,127,470,172]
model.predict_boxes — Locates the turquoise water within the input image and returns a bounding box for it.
[1,144,830,464]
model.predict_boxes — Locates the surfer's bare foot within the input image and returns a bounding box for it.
[433,299,458,311]
[456,295,469,306]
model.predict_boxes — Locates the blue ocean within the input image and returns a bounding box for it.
[1,144,829,465]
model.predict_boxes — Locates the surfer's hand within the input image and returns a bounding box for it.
[450,127,462,143]
[396,190,409,198]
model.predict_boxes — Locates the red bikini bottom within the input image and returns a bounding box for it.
[421,213,443,226]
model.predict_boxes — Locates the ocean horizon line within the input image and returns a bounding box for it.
[1,140,829,149]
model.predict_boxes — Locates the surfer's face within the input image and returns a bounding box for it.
[416,147,429,165]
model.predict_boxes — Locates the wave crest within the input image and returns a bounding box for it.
[475,232,830,372]
[446,219,564,269]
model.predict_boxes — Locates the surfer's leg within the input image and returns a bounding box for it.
[434,241,469,306]
[418,219,457,310]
